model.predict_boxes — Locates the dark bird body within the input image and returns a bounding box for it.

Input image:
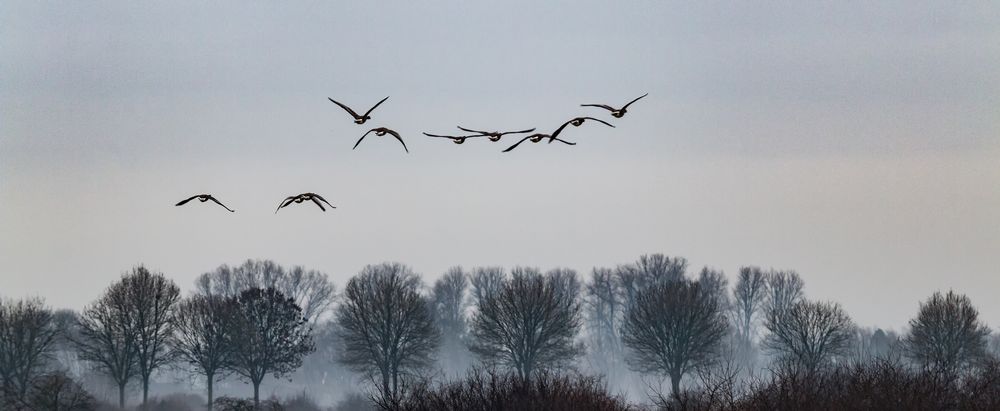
[423,132,486,144]
[275,193,336,213]
[581,93,648,118]
[455,126,535,142]
[547,116,614,143]
[502,133,577,153]
[328,96,389,124]
[355,127,408,153]
[175,194,235,212]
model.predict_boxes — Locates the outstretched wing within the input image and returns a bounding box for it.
[311,193,336,209]
[206,196,235,212]
[310,197,326,211]
[354,129,375,150]
[581,117,615,128]
[502,136,534,153]
[175,194,201,206]
[621,93,648,110]
[423,132,460,139]
[384,129,408,153]
[549,119,576,141]
[275,196,297,214]
[551,137,578,146]
[328,98,361,119]
[580,103,615,111]
[457,126,488,135]
[500,128,535,136]
[362,96,390,117]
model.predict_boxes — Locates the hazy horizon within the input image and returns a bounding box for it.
[2,1,998,331]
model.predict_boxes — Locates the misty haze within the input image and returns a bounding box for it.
[2,1,999,411]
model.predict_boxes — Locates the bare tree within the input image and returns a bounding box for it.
[730,267,769,348]
[469,267,583,380]
[336,263,439,408]
[616,254,687,311]
[621,279,728,397]
[75,275,140,408]
[125,266,181,407]
[903,290,990,374]
[585,268,623,374]
[23,371,96,411]
[764,270,804,318]
[763,300,855,374]
[196,259,336,324]
[432,267,470,376]
[225,287,315,408]
[0,297,59,402]
[172,295,232,410]
[469,266,505,308]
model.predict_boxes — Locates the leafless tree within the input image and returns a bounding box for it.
[75,274,140,408]
[697,267,729,308]
[903,290,990,374]
[0,297,59,402]
[22,371,95,411]
[195,259,336,324]
[172,295,232,410]
[225,287,315,408]
[763,300,855,374]
[469,266,505,308]
[432,267,470,377]
[616,254,688,310]
[468,267,583,380]
[123,266,181,407]
[336,263,439,408]
[764,270,804,319]
[585,268,623,374]
[730,267,769,347]
[621,279,728,397]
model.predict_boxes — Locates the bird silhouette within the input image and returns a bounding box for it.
[455,126,535,142]
[328,96,389,124]
[175,194,235,212]
[547,116,614,143]
[422,132,487,144]
[502,133,577,153]
[275,193,336,213]
[581,93,648,118]
[355,127,408,152]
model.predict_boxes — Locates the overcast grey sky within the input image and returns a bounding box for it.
[1,1,998,329]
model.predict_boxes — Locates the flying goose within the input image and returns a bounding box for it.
[355,127,408,153]
[175,194,235,212]
[547,116,614,143]
[455,126,535,142]
[422,132,486,144]
[275,193,336,214]
[502,133,577,153]
[580,93,647,118]
[328,96,389,124]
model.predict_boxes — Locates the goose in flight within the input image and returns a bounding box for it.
[502,133,577,153]
[355,127,408,152]
[547,116,614,143]
[275,193,336,214]
[581,93,648,118]
[422,132,486,144]
[455,126,535,142]
[175,194,235,212]
[328,96,389,124]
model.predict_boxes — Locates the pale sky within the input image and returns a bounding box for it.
[1,1,998,330]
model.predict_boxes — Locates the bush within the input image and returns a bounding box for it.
[2,371,97,411]
[666,358,1000,411]
[398,369,633,411]
[214,396,283,411]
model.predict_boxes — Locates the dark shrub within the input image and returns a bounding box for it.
[398,369,632,411]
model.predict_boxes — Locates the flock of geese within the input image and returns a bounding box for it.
[175,93,647,213]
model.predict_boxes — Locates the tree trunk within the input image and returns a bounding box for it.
[253,379,261,409]
[206,377,214,411]
[142,374,150,408]
[118,382,126,409]
[670,370,681,398]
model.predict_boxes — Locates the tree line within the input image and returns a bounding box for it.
[0,255,994,410]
